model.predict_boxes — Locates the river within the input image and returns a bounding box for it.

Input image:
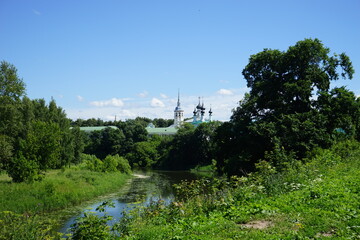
[59,170,199,234]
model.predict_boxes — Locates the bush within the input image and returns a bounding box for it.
[81,154,104,172]
[102,155,118,172]
[103,155,132,174]
[331,139,360,159]
[70,201,115,240]
[6,154,43,183]
[113,155,132,174]
[81,154,131,174]
[0,211,61,240]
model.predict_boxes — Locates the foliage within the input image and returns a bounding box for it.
[0,61,26,102]
[0,61,85,182]
[0,135,13,171]
[6,154,42,183]
[84,127,126,160]
[82,154,105,172]
[71,126,85,164]
[118,120,148,154]
[126,140,160,169]
[81,154,132,174]
[103,155,120,172]
[21,121,62,170]
[0,61,26,139]
[103,155,132,174]
[5,120,64,182]
[0,211,61,240]
[160,122,222,170]
[81,119,221,171]
[152,118,174,127]
[70,201,116,240]
[216,38,356,175]
[115,141,360,239]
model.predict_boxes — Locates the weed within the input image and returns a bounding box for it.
[118,141,360,239]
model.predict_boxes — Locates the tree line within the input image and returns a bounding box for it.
[82,39,359,176]
[0,61,84,181]
[1,38,358,181]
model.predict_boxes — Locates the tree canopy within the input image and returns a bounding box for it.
[217,38,357,175]
[0,61,84,182]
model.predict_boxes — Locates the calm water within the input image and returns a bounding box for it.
[59,170,199,234]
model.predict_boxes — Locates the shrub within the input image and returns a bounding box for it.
[70,201,115,240]
[113,155,132,174]
[0,211,61,240]
[331,139,360,159]
[102,155,118,172]
[6,154,43,183]
[81,154,104,172]
[81,154,131,174]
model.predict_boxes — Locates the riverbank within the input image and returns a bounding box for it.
[0,167,131,239]
[117,141,360,239]
[0,168,130,214]
[0,168,131,214]
[2,141,359,239]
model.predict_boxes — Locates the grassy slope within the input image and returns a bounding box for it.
[123,142,360,239]
[0,168,131,214]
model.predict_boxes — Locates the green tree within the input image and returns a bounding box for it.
[18,96,35,139]
[221,38,355,175]
[0,135,13,171]
[0,61,26,138]
[191,121,222,166]
[161,123,196,170]
[0,61,25,103]
[23,98,76,168]
[6,120,56,182]
[85,127,126,159]
[318,87,360,138]
[152,118,174,127]
[241,38,353,119]
[20,121,62,170]
[71,126,85,164]
[118,121,148,155]
[126,140,160,168]
[103,154,131,174]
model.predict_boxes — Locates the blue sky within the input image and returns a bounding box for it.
[1,0,359,121]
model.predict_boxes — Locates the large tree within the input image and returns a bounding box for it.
[0,61,25,103]
[84,127,126,159]
[0,61,26,138]
[242,38,354,119]
[218,39,355,175]
[1,61,83,181]
[0,61,26,171]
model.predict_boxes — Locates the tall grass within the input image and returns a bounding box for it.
[0,167,131,214]
[114,140,360,239]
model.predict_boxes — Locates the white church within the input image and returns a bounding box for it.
[146,92,213,135]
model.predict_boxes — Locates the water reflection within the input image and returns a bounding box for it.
[59,171,198,234]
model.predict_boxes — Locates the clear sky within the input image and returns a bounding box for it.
[1,0,359,121]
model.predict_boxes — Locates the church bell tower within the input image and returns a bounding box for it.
[174,90,184,127]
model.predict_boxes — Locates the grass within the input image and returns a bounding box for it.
[0,167,131,239]
[1,141,359,239]
[117,141,360,239]
[0,167,131,214]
